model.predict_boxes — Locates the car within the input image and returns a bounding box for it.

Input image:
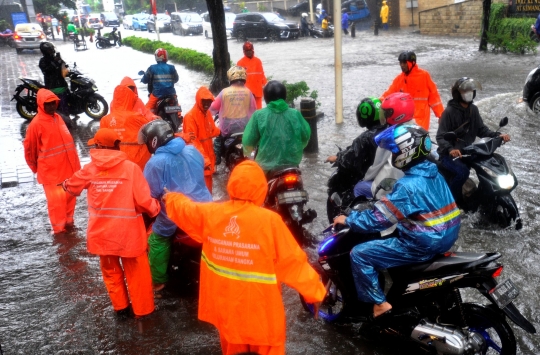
[132,13,149,31]
[232,12,300,41]
[13,23,46,54]
[86,14,103,29]
[100,12,119,27]
[171,11,203,36]
[123,14,133,29]
[342,0,370,22]
[287,1,310,17]
[201,11,236,39]
[146,14,172,32]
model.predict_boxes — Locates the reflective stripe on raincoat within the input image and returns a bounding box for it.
[381,65,444,130]
[237,55,267,98]
[23,89,81,184]
[141,62,179,98]
[63,149,160,257]
[165,161,325,346]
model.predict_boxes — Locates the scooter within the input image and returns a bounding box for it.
[522,63,540,113]
[0,29,14,47]
[222,132,246,172]
[95,29,122,49]
[438,117,522,230]
[308,22,334,38]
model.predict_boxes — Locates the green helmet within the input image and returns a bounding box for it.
[356,97,384,128]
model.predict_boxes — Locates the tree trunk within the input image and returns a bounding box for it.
[206,0,230,95]
[479,0,491,51]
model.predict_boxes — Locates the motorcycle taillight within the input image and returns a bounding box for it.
[283,174,300,188]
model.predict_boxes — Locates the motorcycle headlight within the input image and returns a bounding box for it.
[497,174,515,190]
[92,85,98,91]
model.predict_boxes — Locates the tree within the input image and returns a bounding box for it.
[206,0,230,95]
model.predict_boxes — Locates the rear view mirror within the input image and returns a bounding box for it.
[499,117,508,128]
[443,132,458,142]
[138,70,144,75]
[330,192,342,207]
[379,178,396,192]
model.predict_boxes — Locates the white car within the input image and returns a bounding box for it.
[201,11,236,39]
[123,14,133,30]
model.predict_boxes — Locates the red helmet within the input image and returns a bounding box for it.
[381,92,414,125]
[243,41,254,51]
[154,48,168,62]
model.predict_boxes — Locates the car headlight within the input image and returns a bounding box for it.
[157,21,164,27]
[498,174,515,189]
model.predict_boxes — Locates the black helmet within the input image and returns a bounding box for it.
[263,80,287,104]
[451,77,482,103]
[356,97,383,128]
[398,51,416,63]
[137,120,175,154]
[375,124,431,170]
[40,41,55,57]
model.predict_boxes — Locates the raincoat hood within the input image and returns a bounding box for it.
[227,161,267,205]
[111,85,138,112]
[195,86,214,112]
[155,137,185,155]
[120,76,138,95]
[405,160,438,178]
[89,149,128,170]
[37,89,60,113]
[266,99,289,113]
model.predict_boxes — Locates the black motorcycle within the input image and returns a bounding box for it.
[222,132,246,172]
[11,63,108,121]
[308,23,334,38]
[439,117,521,230]
[300,223,536,354]
[95,29,122,49]
[522,64,540,113]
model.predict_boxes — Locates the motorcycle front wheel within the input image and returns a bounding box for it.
[84,94,109,120]
[300,275,345,323]
[16,101,37,120]
[95,39,105,49]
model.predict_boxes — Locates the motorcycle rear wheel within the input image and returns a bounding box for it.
[16,101,37,120]
[95,40,105,49]
[84,94,108,120]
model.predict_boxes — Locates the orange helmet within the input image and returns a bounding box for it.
[154,48,168,62]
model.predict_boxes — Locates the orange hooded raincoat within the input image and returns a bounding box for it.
[100,85,155,170]
[381,65,444,130]
[165,161,325,351]
[183,86,220,192]
[237,54,267,109]
[112,76,157,121]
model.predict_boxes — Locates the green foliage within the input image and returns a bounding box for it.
[257,4,267,11]
[487,3,537,54]
[0,19,10,31]
[122,36,214,75]
[282,80,320,108]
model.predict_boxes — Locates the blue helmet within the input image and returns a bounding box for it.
[375,124,431,170]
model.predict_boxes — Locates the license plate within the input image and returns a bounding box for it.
[165,105,182,113]
[277,190,308,204]
[490,279,519,309]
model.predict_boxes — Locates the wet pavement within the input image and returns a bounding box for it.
[1,29,540,354]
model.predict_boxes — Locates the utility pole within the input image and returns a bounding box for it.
[334,0,343,124]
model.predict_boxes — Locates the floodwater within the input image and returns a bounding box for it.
[1,28,539,354]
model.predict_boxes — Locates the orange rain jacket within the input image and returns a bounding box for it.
[183,87,220,176]
[381,65,444,130]
[63,149,160,257]
[237,55,267,98]
[165,161,326,347]
[24,89,81,185]
[112,76,157,122]
[100,85,155,170]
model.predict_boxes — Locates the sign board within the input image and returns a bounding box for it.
[11,12,29,27]
[406,1,418,9]
[509,0,540,14]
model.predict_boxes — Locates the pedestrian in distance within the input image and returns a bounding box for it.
[381,51,444,131]
[301,13,310,37]
[380,0,389,30]
[138,120,212,292]
[322,15,330,37]
[38,42,70,116]
[62,128,160,319]
[23,89,81,235]
[141,48,179,113]
[237,41,267,109]
[163,160,325,355]
[342,8,349,35]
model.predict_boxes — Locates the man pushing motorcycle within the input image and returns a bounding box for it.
[141,48,179,113]
[333,124,461,320]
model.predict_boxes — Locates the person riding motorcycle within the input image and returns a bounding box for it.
[326,97,387,185]
[353,92,414,198]
[38,42,69,115]
[301,13,310,37]
[333,124,461,320]
[141,48,179,113]
[436,77,511,206]
[242,80,311,175]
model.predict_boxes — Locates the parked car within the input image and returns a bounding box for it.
[171,11,203,36]
[342,0,370,22]
[100,12,119,27]
[132,13,149,31]
[146,14,172,32]
[123,14,133,30]
[287,1,310,17]
[202,11,235,39]
[13,23,46,54]
[86,14,104,29]
[232,12,300,41]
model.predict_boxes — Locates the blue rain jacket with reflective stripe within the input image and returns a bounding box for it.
[144,138,212,237]
[141,62,179,98]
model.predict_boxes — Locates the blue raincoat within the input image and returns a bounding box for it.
[346,160,461,304]
[141,62,179,98]
[144,138,212,237]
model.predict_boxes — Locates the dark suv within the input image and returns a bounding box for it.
[100,12,119,27]
[232,12,299,41]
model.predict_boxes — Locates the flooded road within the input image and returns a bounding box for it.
[1,29,539,354]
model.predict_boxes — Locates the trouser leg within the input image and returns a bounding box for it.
[121,254,155,316]
[99,255,130,311]
[219,332,284,355]
[56,92,70,116]
[214,135,223,165]
[43,183,70,233]
[148,232,172,284]
[440,155,470,204]
[145,93,160,111]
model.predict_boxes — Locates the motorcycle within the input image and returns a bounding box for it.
[222,132,246,172]
[522,63,540,113]
[168,230,202,292]
[12,62,108,121]
[95,29,122,49]
[438,117,522,230]
[0,29,15,47]
[308,23,334,38]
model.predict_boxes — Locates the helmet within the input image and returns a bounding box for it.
[137,120,175,154]
[356,97,384,128]
[227,65,247,83]
[342,8,347,12]
[40,41,55,56]
[243,41,254,51]
[381,92,414,125]
[301,13,308,18]
[398,51,416,63]
[154,48,168,62]
[451,77,482,103]
[375,124,431,170]
[263,80,287,104]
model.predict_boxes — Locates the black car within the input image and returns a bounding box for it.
[287,1,310,17]
[170,11,203,36]
[100,12,119,27]
[146,14,172,32]
[232,12,299,41]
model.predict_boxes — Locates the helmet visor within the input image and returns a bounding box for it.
[382,107,394,120]
[374,126,401,154]
[458,78,482,93]
[137,121,151,145]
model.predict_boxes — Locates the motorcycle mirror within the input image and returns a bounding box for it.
[379,178,396,192]
[499,116,508,128]
[330,192,342,207]
[138,70,145,75]
[443,132,458,142]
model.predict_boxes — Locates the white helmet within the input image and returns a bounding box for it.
[301,13,308,18]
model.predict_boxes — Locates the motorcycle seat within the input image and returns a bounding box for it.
[391,252,500,276]
[266,166,301,180]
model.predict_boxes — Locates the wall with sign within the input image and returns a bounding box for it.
[508,0,540,15]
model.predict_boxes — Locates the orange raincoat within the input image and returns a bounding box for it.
[238,54,267,109]
[183,86,220,192]
[165,161,325,351]
[381,65,444,130]
[100,85,155,170]
[112,76,157,121]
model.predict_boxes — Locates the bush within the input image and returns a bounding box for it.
[122,36,214,75]
[487,3,537,54]
[282,80,320,108]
